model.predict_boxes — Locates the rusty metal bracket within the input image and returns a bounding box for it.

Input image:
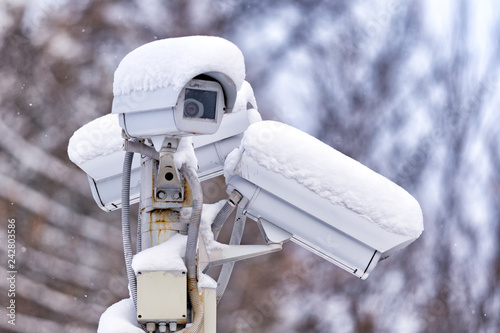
[155,151,184,203]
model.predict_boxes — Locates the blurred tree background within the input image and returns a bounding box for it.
[0,0,499,332]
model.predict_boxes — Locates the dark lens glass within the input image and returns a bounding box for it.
[184,88,217,120]
[184,100,202,118]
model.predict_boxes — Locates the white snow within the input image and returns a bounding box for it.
[67,113,123,166]
[233,80,262,124]
[225,121,423,238]
[229,81,262,124]
[233,80,258,113]
[247,108,262,124]
[183,200,228,253]
[174,136,198,170]
[97,298,143,333]
[224,146,243,181]
[113,36,246,97]
[195,200,227,290]
[197,272,218,289]
[132,233,187,273]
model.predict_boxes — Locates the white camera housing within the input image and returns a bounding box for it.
[114,77,227,140]
[224,121,423,279]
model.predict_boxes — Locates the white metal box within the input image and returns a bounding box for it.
[136,270,187,324]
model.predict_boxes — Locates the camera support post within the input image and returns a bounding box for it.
[126,137,203,333]
[121,135,283,333]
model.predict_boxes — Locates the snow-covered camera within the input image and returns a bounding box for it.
[111,36,246,147]
[224,121,424,279]
[67,36,253,210]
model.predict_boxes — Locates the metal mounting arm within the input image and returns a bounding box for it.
[198,236,282,273]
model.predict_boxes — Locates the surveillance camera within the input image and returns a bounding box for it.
[115,77,226,141]
[111,36,246,145]
[68,81,258,211]
[224,121,423,279]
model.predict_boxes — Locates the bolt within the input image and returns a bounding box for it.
[157,190,166,199]
[172,191,181,200]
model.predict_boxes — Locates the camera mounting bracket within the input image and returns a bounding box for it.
[124,140,159,160]
[155,138,184,205]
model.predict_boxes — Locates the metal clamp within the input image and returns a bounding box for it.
[123,140,159,160]
[155,151,184,203]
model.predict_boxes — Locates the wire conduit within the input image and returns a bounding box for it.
[216,205,246,303]
[211,201,235,240]
[180,164,204,333]
[212,190,243,240]
[121,151,137,307]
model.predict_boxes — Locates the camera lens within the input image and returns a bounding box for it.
[184,99,204,118]
[183,88,217,120]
